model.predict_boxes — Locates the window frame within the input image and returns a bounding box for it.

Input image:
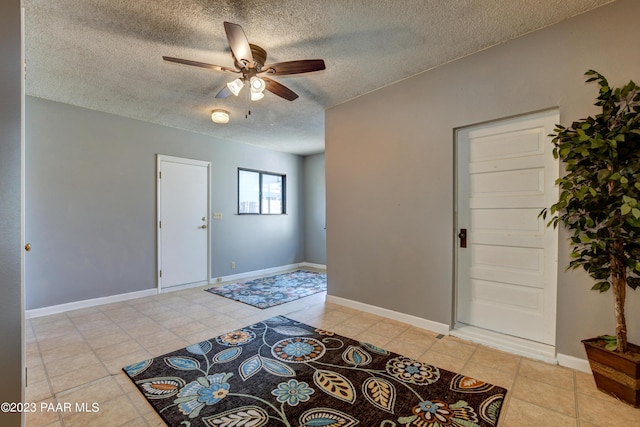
[237,167,286,215]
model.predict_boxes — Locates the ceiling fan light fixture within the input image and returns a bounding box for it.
[250,91,264,101]
[211,109,230,124]
[227,78,244,96]
[250,76,266,93]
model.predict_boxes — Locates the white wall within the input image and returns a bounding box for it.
[326,0,640,358]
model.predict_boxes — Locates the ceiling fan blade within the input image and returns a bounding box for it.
[223,21,254,69]
[263,77,299,101]
[261,59,326,76]
[162,56,238,73]
[215,85,232,99]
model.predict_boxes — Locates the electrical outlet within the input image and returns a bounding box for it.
[230,261,236,269]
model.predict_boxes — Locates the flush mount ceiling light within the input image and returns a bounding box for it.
[211,109,230,124]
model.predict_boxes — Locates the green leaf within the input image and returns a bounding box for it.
[597,169,610,182]
[600,335,618,350]
[621,204,632,215]
[398,415,418,424]
[633,208,640,219]
[591,282,610,292]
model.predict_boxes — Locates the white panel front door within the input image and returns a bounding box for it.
[157,155,210,289]
[456,110,559,346]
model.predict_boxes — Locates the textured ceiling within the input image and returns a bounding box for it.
[24,0,614,155]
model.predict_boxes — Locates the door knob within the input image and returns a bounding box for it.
[201,225,208,229]
[458,229,467,248]
[25,243,31,252]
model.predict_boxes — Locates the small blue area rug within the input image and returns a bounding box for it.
[123,316,506,427]
[205,270,327,309]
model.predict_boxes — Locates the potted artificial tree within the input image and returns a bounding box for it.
[541,70,640,407]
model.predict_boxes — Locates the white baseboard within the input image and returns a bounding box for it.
[557,353,591,373]
[25,288,158,319]
[26,262,325,319]
[452,325,557,364]
[325,295,450,336]
[299,262,327,270]
[451,325,592,371]
[159,280,211,294]
[209,262,326,286]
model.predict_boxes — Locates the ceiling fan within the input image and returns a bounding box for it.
[163,21,326,103]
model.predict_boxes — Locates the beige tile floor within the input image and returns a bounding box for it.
[24,278,639,426]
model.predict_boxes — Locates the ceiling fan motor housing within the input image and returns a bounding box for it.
[234,44,267,71]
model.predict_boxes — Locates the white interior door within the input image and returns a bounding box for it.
[455,110,559,348]
[157,155,210,290]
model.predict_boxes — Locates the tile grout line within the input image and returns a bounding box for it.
[574,370,581,427]
[502,356,522,427]
[30,314,66,427]
[65,298,179,426]
[56,312,134,426]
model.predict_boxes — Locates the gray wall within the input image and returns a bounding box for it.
[26,97,305,310]
[304,153,327,265]
[0,0,24,424]
[326,0,640,358]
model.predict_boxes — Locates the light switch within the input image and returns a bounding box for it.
[213,212,222,220]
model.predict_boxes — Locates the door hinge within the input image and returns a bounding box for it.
[159,270,162,278]
[159,220,162,228]
[159,171,162,179]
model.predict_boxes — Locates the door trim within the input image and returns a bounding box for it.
[453,109,559,356]
[157,154,211,292]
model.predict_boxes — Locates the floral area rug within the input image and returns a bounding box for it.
[123,316,506,427]
[204,270,326,309]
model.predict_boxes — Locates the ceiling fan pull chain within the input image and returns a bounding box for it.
[245,84,250,118]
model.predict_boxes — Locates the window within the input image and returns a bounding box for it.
[238,168,286,214]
